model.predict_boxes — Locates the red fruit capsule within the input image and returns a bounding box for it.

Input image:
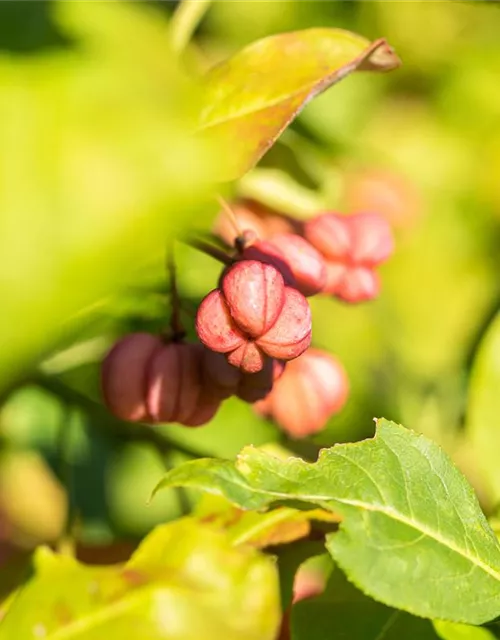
[336,267,380,303]
[101,332,163,422]
[147,342,203,424]
[196,259,311,373]
[257,287,312,360]
[195,289,246,354]
[239,241,296,288]
[255,348,348,438]
[304,213,351,261]
[347,213,394,266]
[146,342,222,427]
[266,234,327,297]
[221,260,286,338]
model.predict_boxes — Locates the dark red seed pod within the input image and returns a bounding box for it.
[255,348,348,438]
[146,342,204,424]
[221,260,286,338]
[266,234,327,297]
[101,332,163,422]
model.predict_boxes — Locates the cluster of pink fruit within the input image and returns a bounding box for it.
[101,201,394,438]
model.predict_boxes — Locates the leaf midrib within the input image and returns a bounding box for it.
[188,474,500,583]
[199,54,363,131]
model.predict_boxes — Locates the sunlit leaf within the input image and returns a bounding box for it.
[0,519,280,640]
[154,419,500,624]
[199,28,400,180]
[193,494,339,548]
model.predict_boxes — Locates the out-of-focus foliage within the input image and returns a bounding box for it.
[0,0,218,394]
[0,519,280,640]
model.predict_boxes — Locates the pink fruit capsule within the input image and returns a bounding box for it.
[257,287,312,360]
[255,348,348,438]
[146,342,204,424]
[221,260,286,338]
[101,332,163,422]
[347,212,394,266]
[266,234,326,297]
[304,213,351,261]
[226,340,267,374]
[196,289,246,353]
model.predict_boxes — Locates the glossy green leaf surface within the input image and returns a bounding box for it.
[0,519,280,640]
[466,312,500,505]
[292,568,441,640]
[154,420,500,624]
[199,28,400,180]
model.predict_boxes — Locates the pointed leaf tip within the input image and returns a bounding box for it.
[357,38,402,72]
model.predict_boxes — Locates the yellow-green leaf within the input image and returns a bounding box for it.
[0,519,280,640]
[199,28,400,180]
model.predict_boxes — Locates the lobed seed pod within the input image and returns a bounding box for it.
[102,334,221,428]
[239,241,296,288]
[266,233,326,297]
[221,260,286,337]
[256,287,312,360]
[196,260,311,374]
[202,348,285,403]
[101,332,163,422]
[348,212,394,266]
[304,211,394,303]
[146,342,204,424]
[303,213,351,261]
[255,348,348,438]
[335,266,380,303]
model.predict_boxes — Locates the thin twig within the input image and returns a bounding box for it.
[166,242,185,340]
[183,236,234,265]
[34,375,199,460]
[216,195,242,239]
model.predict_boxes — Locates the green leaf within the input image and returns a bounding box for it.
[0,518,280,640]
[466,312,500,505]
[199,29,400,180]
[434,621,496,640]
[292,568,441,640]
[154,419,500,624]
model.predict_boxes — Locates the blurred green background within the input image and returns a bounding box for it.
[1,0,500,585]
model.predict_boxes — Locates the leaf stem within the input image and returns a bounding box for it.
[169,0,212,55]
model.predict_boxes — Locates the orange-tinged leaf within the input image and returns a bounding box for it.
[200,29,400,181]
